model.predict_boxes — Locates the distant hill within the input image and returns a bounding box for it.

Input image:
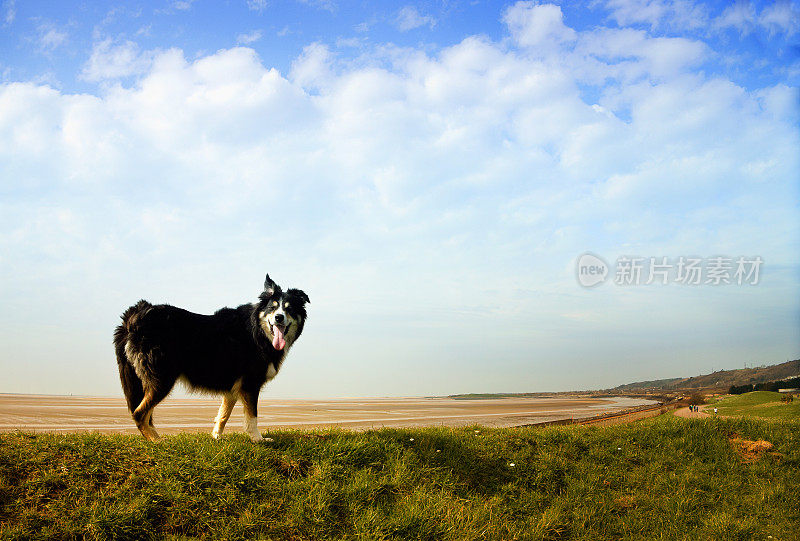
[611,359,800,392]
[613,377,683,391]
[446,359,800,400]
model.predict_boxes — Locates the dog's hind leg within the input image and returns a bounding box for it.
[211,393,237,440]
[133,387,169,442]
[241,389,273,443]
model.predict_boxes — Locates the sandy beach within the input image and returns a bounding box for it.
[0,394,658,435]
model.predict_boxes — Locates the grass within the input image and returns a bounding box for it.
[704,391,800,421]
[1,416,798,540]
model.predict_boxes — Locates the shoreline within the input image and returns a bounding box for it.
[0,393,659,434]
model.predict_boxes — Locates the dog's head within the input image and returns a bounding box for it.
[256,274,309,352]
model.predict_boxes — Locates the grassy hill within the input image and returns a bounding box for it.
[1,417,798,539]
[705,391,800,421]
[611,359,800,392]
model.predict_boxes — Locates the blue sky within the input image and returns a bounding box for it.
[1,0,798,398]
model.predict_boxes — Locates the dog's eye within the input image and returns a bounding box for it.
[285,302,290,309]
[271,301,278,307]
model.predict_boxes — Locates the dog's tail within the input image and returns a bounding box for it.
[114,300,152,414]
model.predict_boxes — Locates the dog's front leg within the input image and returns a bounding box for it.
[212,392,237,439]
[241,389,273,443]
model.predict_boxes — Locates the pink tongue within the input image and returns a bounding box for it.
[272,326,286,350]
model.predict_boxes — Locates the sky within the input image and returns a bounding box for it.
[0,0,798,399]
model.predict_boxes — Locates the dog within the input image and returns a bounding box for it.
[113,274,309,442]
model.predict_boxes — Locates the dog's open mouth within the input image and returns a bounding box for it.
[272,323,289,350]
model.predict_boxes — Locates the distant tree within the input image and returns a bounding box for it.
[779,376,800,389]
[729,384,753,395]
[754,381,778,392]
[730,376,800,395]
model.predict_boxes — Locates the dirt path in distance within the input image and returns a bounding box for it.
[674,406,710,419]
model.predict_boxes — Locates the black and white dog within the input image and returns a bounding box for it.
[113,274,309,442]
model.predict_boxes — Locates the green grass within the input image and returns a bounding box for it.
[704,391,800,421]
[1,417,798,540]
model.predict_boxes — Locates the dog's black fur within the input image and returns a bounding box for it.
[114,274,309,441]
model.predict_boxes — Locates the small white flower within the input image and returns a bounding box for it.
[409,438,414,442]
[509,462,515,467]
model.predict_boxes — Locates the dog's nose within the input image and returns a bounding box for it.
[274,313,285,324]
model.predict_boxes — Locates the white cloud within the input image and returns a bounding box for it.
[173,0,196,10]
[714,1,800,37]
[395,5,436,31]
[575,27,709,82]
[3,8,795,265]
[81,39,154,82]
[237,29,263,44]
[605,0,800,37]
[246,0,268,12]
[5,18,792,262]
[36,23,69,53]
[3,0,14,25]
[290,42,334,90]
[299,0,337,12]
[758,1,800,36]
[714,1,758,35]
[503,1,576,50]
[604,0,709,31]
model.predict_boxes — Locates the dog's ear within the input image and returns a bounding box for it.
[288,288,310,305]
[264,274,277,296]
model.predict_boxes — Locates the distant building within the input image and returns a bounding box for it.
[778,388,798,393]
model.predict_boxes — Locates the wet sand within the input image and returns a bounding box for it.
[0,394,656,435]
